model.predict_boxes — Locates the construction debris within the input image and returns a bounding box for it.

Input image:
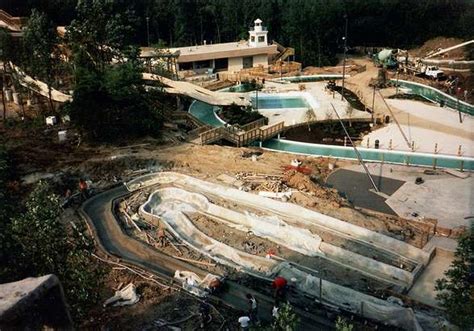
[103,283,140,307]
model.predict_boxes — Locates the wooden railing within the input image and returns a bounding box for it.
[199,121,285,147]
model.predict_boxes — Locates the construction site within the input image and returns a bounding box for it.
[0,4,473,331]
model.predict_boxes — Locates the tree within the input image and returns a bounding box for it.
[0,28,14,119]
[10,181,103,320]
[66,0,162,141]
[23,9,59,112]
[304,108,317,131]
[273,303,300,331]
[335,316,354,331]
[435,227,474,329]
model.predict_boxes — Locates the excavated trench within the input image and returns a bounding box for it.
[117,172,444,330]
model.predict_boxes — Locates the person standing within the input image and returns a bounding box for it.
[271,276,288,305]
[246,293,259,324]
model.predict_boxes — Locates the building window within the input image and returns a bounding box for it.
[194,60,211,69]
[179,62,193,71]
[251,36,255,42]
[214,58,228,71]
[258,36,265,43]
[243,56,253,69]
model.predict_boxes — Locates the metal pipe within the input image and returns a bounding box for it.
[378,91,411,149]
[331,103,379,192]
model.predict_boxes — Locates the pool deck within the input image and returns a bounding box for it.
[259,81,371,126]
[361,99,474,157]
[340,163,473,229]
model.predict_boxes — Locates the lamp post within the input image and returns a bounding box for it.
[341,15,348,101]
[146,16,150,47]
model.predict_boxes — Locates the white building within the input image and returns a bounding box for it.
[141,19,280,76]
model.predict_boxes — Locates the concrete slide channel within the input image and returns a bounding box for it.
[128,172,442,330]
[79,184,333,329]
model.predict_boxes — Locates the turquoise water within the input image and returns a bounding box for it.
[261,139,474,170]
[251,96,310,109]
[392,80,474,116]
[188,85,473,171]
[188,101,224,127]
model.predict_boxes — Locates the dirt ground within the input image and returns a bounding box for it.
[190,213,392,295]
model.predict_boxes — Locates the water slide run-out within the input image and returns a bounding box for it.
[142,73,250,106]
[131,172,443,330]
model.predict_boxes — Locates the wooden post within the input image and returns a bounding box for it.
[434,143,438,154]
[319,277,322,302]
[411,141,415,152]
[432,158,437,170]
[460,160,464,172]
[389,139,392,150]
[344,136,347,146]
[367,138,370,148]
[458,145,462,156]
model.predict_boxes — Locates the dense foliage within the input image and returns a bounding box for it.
[4,0,474,66]
[0,176,103,320]
[65,0,162,141]
[219,103,266,126]
[435,227,474,329]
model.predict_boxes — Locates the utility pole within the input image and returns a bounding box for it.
[146,16,150,47]
[341,15,348,101]
[331,103,379,192]
[371,85,376,123]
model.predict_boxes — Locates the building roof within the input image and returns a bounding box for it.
[141,41,277,63]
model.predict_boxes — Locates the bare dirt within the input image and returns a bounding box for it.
[190,213,392,295]
[409,37,468,59]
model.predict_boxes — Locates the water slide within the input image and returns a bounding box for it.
[9,63,72,103]
[143,73,250,106]
[133,172,444,330]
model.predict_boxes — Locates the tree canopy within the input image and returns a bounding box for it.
[435,227,474,329]
[4,0,474,66]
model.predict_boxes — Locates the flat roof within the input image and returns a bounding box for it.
[141,41,278,63]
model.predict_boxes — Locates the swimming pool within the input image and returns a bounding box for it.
[188,100,224,127]
[251,96,310,109]
[261,139,474,171]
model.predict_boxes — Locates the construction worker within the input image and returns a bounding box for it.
[246,293,259,325]
[271,276,288,305]
[157,226,166,247]
[79,178,89,200]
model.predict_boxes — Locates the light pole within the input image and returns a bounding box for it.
[146,16,150,47]
[341,15,348,101]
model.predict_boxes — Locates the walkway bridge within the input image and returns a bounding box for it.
[143,73,250,107]
[198,118,285,147]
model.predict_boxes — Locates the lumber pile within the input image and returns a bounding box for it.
[235,172,288,192]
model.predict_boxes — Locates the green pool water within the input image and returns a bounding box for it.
[251,96,310,109]
[392,79,474,116]
[188,100,224,127]
[188,88,473,171]
[261,139,474,171]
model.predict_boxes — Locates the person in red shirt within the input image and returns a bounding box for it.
[271,276,288,305]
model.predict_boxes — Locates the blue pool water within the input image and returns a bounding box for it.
[251,96,310,109]
[188,101,224,127]
[261,139,474,171]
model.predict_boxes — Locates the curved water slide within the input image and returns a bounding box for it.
[128,172,433,266]
[135,176,436,330]
[142,73,250,106]
[141,187,414,287]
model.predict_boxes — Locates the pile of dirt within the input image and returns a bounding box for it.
[409,37,467,59]
[283,170,341,202]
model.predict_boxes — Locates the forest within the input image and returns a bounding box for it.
[3,0,473,66]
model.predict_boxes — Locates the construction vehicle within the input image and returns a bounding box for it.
[373,49,398,69]
[423,65,445,80]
